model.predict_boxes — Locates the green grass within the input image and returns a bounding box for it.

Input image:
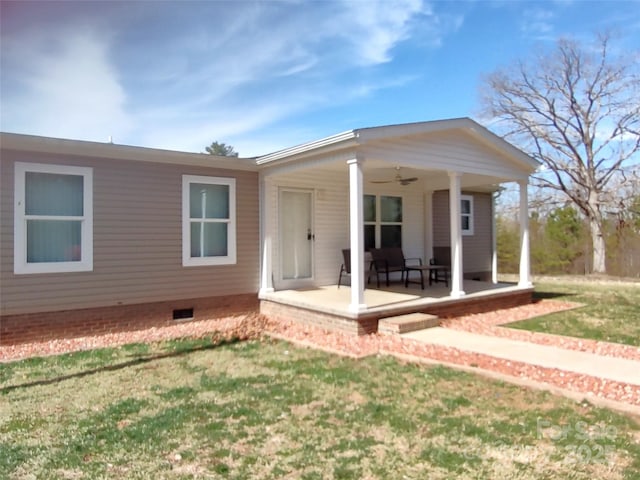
[1,337,639,479]
[506,278,640,346]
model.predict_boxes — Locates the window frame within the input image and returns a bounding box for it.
[461,194,474,236]
[182,175,236,266]
[363,194,403,250]
[14,162,93,274]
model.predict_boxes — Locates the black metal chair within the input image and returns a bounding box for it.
[429,257,450,286]
[369,247,421,287]
[337,249,351,288]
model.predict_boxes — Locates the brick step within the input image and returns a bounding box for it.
[378,312,440,335]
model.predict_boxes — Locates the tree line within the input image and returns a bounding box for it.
[497,200,640,277]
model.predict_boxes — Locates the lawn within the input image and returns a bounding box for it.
[506,278,640,347]
[1,337,639,479]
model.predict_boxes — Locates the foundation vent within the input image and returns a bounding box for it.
[173,308,194,321]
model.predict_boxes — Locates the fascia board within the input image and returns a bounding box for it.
[463,123,540,172]
[256,130,358,165]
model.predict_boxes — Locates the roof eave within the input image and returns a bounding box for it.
[0,132,258,171]
[256,130,358,165]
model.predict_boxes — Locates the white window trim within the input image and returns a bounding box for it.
[461,194,474,236]
[14,162,93,274]
[182,175,236,266]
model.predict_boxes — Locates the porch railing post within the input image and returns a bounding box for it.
[518,179,532,288]
[348,157,367,312]
[448,171,465,298]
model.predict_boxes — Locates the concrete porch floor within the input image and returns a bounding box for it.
[260,280,534,324]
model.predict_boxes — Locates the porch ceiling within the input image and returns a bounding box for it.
[273,159,511,192]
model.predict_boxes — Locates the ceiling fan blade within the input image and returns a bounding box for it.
[401,177,418,183]
[370,180,393,184]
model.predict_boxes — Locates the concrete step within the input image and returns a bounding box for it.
[378,312,440,335]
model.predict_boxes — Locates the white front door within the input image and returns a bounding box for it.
[279,189,314,283]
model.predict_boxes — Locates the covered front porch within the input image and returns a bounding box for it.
[256,119,538,334]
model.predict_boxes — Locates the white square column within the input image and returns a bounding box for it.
[448,172,465,298]
[518,179,532,287]
[348,158,367,312]
[491,191,498,284]
[259,173,274,294]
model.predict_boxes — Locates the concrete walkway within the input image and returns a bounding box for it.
[403,327,640,386]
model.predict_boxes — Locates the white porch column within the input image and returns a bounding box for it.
[348,157,367,312]
[491,191,498,284]
[448,172,465,298]
[424,191,434,261]
[518,179,532,287]
[259,173,274,294]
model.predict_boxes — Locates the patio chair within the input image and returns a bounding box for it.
[338,249,374,288]
[337,249,351,288]
[368,247,421,288]
[429,257,450,287]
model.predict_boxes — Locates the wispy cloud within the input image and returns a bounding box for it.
[1,26,132,142]
[1,0,459,154]
[519,8,556,39]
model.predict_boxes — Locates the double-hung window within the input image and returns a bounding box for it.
[182,175,236,266]
[14,162,93,274]
[363,194,403,250]
[461,195,474,236]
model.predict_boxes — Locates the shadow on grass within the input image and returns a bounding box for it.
[532,290,577,301]
[0,337,243,394]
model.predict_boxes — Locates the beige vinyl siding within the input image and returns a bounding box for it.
[1,150,259,315]
[264,168,425,288]
[362,130,529,179]
[264,169,349,288]
[432,190,492,274]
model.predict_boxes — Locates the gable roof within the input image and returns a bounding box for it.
[256,117,538,173]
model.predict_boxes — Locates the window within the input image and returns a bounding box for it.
[182,175,236,266]
[461,195,474,235]
[14,162,93,274]
[363,194,402,250]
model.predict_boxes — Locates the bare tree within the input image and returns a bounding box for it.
[481,34,640,273]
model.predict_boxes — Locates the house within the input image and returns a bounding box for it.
[0,118,537,345]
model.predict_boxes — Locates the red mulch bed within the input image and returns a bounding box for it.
[1,301,639,409]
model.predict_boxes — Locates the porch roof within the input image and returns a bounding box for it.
[255,117,539,179]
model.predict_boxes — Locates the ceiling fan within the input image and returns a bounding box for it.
[370,167,418,186]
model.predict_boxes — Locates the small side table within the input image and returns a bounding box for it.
[404,265,449,289]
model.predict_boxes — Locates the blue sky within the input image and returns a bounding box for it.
[1,0,639,157]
